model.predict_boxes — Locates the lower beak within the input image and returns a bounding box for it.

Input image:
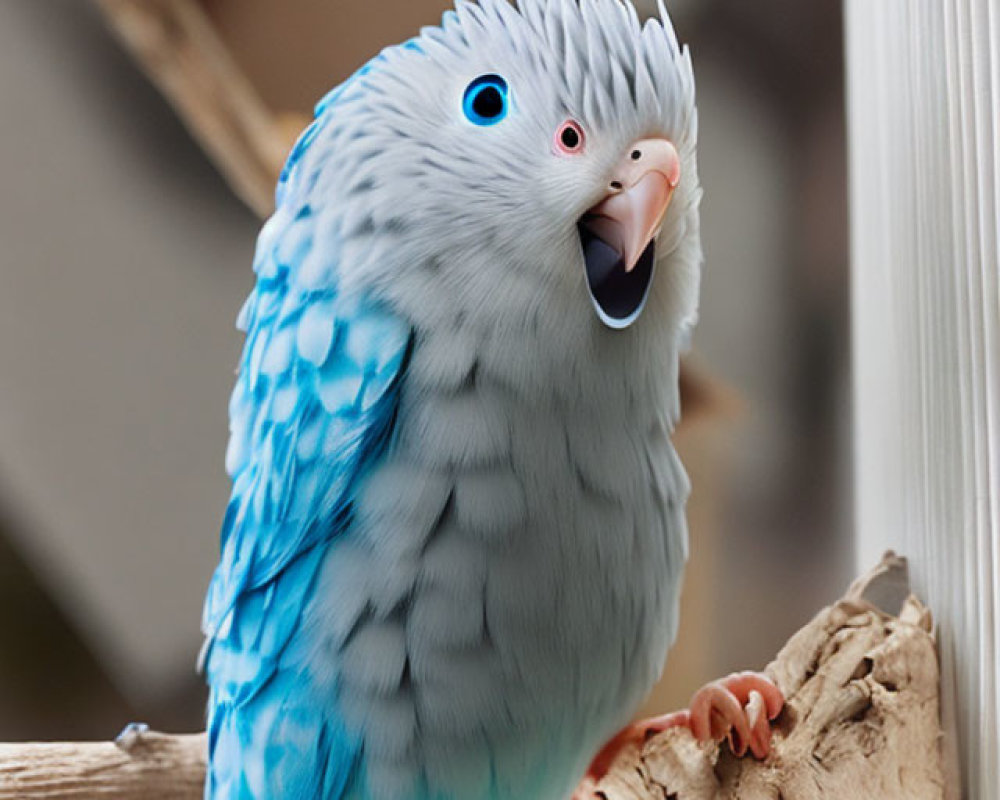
[578,138,681,328]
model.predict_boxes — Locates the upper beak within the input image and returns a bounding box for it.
[581,139,681,273]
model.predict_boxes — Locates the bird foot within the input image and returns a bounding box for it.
[577,671,784,795]
[671,670,784,758]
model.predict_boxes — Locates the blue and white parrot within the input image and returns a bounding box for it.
[201,1,782,798]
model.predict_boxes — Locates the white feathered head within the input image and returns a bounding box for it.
[278,0,701,400]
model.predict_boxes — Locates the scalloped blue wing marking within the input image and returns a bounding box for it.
[202,101,411,800]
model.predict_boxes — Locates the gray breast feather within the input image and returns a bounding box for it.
[308,342,689,800]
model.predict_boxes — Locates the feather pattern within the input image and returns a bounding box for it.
[202,74,411,797]
[203,1,701,798]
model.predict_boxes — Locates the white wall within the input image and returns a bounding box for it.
[847,2,1000,796]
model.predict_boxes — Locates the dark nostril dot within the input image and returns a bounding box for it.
[631,150,642,160]
[610,181,623,190]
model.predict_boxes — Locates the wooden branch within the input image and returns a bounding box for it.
[0,554,947,799]
[0,730,205,799]
[594,552,948,799]
[94,0,297,217]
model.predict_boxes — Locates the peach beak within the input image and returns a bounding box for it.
[578,139,681,328]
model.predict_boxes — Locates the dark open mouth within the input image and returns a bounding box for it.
[578,220,656,329]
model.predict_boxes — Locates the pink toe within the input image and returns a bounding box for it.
[638,709,692,737]
[722,672,784,720]
[690,685,751,750]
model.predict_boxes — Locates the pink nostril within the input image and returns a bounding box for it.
[622,138,681,189]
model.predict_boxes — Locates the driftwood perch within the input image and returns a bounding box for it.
[0,554,945,799]
[595,552,946,799]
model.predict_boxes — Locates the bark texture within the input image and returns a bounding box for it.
[0,730,205,799]
[594,553,947,799]
[0,554,947,799]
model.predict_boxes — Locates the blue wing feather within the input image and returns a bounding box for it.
[202,84,412,799]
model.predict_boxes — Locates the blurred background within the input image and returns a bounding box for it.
[0,0,851,739]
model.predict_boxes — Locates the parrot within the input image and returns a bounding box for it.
[200,1,783,798]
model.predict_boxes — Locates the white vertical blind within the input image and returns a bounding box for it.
[846,2,1000,796]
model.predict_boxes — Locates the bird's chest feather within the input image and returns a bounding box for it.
[313,337,689,799]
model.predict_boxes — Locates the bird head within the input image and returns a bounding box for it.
[279,0,701,371]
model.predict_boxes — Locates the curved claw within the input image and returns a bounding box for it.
[719,671,784,720]
[724,672,784,758]
[690,682,752,754]
[688,671,784,759]
[745,690,773,759]
[577,671,785,798]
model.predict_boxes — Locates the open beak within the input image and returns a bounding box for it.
[578,138,681,329]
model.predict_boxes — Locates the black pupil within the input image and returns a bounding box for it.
[561,126,580,148]
[473,86,504,119]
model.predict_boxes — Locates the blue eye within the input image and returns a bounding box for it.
[463,74,509,126]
